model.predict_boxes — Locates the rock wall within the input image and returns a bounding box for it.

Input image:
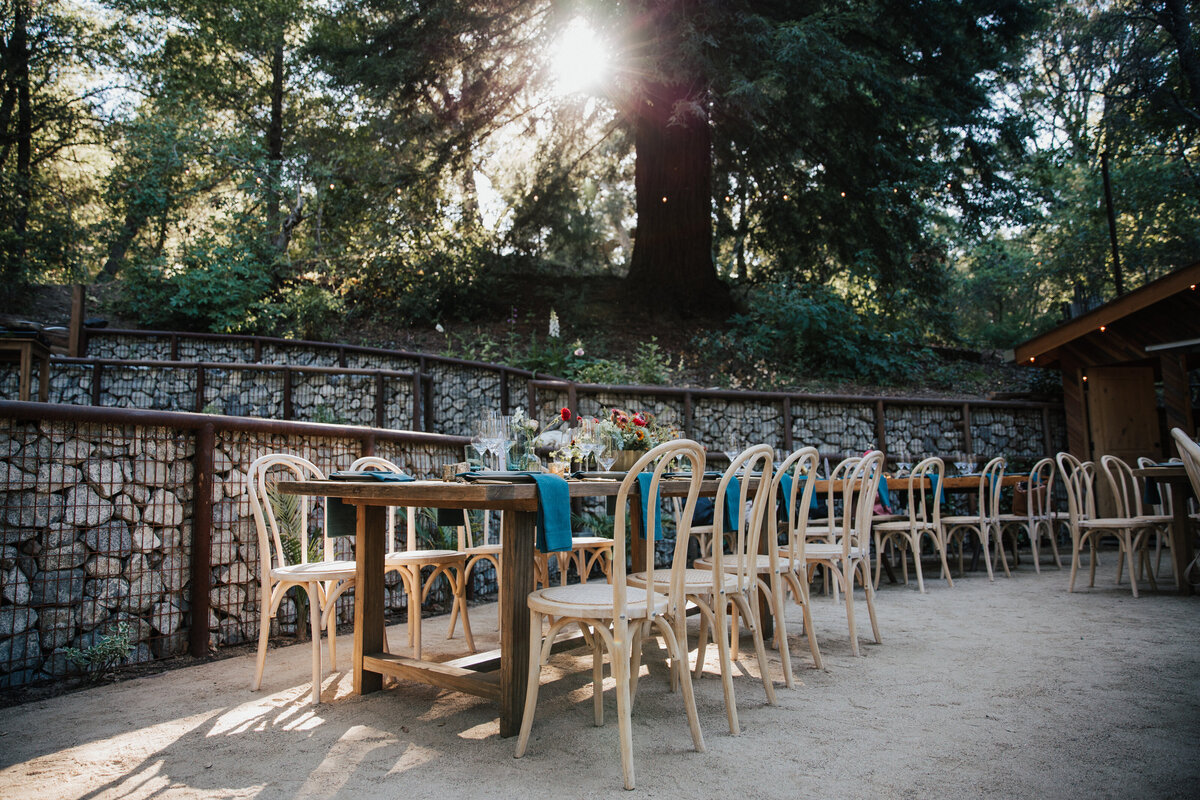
[0,415,479,687]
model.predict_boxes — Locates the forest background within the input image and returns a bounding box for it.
[0,0,1197,394]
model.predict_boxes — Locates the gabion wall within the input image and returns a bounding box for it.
[0,415,478,688]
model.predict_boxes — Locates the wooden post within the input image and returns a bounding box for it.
[567,381,578,420]
[527,379,537,419]
[337,346,347,368]
[683,391,694,441]
[169,333,179,361]
[374,373,386,429]
[282,368,293,420]
[189,422,215,657]
[423,375,434,431]
[874,399,887,454]
[412,374,423,432]
[782,397,793,452]
[68,285,84,357]
[1061,363,1089,458]
[195,366,206,413]
[91,362,103,406]
[353,504,387,695]
[961,402,973,456]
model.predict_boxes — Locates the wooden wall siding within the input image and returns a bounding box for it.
[1162,352,1195,438]
[1062,363,1090,458]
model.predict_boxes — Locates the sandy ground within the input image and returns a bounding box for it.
[2,552,1198,800]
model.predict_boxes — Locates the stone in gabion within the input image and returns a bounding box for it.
[31,569,85,606]
[150,600,183,635]
[2,566,30,605]
[64,485,114,528]
[37,543,87,571]
[85,555,124,578]
[144,489,184,526]
[0,461,36,489]
[84,519,133,554]
[0,606,37,638]
[132,525,160,553]
[210,585,245,618]
[38,606,80,650]
[86,577,130,609]
[3,490,65,529]
[0,630,39,671]
[37,463,81,492]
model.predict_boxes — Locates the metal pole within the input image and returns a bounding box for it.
[189,422,215,657]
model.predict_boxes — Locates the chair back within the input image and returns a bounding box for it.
[1099,455,1143,519]
[1061,460,1099,532]
[348,456,419,552]
[980,456,1006,523]
[819,456,861,530]
[1171,428,1200,499]
[246,453,327,575]
[905,456,944,530]
[1137,455,1175,516]
[612,440,706,622]
[1026,457,1055,523]
[709,444,774,591]
[836,450,884,557]
[1056,452,1091,518]
[775,446,820,572]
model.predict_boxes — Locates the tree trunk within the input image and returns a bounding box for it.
[267,40,284,245]
[13,0,31,268]
[625,81,729,314]
[100,212,146,279]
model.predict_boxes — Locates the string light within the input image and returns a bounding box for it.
[1099,325,1106,332]
[840,191,846,198]
[782,194,789,201]
[1029,357,1035,363]
[661,196,668,203]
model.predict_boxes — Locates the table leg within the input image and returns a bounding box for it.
[353,504,386,695]
[500,509,535,737]
[1169,479,1194,596]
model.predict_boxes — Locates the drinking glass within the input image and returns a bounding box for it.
[597,432,617,472]
[468,436,487,468]
[723,432,742,472]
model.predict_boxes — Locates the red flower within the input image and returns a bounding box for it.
[632,413,647,427]
[560,407,571,421]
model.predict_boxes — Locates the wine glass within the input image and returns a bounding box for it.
[597,432,617,472]
[468,436,487,468]
[723,432,742,473]
[478,413,505,471]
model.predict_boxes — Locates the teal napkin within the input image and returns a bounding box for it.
[723,477,741,533]
[779,473,823,518]
[636,473,665,541]
[527,473,572,552]
[878,476,892,510]
[325,470,415,537]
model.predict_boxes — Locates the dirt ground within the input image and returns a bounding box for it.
[2,553,1198,800]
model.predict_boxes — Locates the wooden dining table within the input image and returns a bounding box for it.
[277,475,722,737]
[1132,464,1195,596]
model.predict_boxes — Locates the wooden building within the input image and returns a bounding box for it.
[1009,261,1200,460]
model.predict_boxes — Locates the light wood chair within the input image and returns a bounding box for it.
[803,450,885,656]
[447,508,502,638]
[1169,429,1200,587]
[996,457,1062,573]
[1100,455,1169,591]
[514,440,707,790]
[806,455,861,599]
[682,445,780,725]
[940,456,1011,581]
[1136,456,1182,582]
[873,456,952,593]
[348,456,475,659]
[247,453,357,706]
[771,445,825,676]
[1061,459,1149,597]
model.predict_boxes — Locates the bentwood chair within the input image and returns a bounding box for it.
[806,454,861,599]
[447,508,501,638]
[803,450,885,656]
[348,456,475,659]
[1100,455,1170,591]
[247,453,357,705]
[1137,456,1184,581]
[682,444,780,726]
[514,440,707,790]
[873,456,952,593]
[1170,429,1200,588]
[940,456,1011,581]
[771,445,825,676]
[996,457,1062,573]
[1062,459,1149,597]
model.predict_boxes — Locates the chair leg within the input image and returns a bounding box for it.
[591,624,605,726]
[735,592,776,706]
[252,585,273,692]
[308,581,322,706]
[859,559,882,645]
[794,574,823,670]
[835,563,859,657]
[1088,541,1098,588]
[514,609,545,759]
[1069,536,1081,592]
[693,602,710,681]
[713,596,740,735]
[770,574,795,689]
[1124,533,1139,598]
[911,534,926,593]
[611,620,636,790]
[1049,525,1063,569]
[628,622,646,704]
[980,527,996,581]
[653,616,705,753]
[454,567,476,653]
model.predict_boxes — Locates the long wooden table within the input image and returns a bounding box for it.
[1132,465,1195,596]
[277,476,721,737]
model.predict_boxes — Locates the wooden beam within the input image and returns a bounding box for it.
[363,654,502,700]
[1013,262,1200,363]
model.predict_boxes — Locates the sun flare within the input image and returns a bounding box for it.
[550,18,610,97]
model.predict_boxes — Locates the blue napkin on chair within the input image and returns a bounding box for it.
[878,476,892,511]
[527,473,572,553]
[636,473,665,541]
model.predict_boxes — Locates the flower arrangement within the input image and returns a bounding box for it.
[598,407,678,452]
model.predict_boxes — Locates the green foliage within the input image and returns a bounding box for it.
[571,510,613,539]
[696,283,930,386]
[61,622,135,674]
[632,337,670,385]
[309,404,349,425]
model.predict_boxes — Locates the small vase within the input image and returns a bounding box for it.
[613,449,641,472]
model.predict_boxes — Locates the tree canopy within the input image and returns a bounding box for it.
[2,1,1197,359]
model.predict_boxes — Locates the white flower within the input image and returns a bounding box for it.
[574,347,584,357]
[548,310,560,338]
[435,323,445,333]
